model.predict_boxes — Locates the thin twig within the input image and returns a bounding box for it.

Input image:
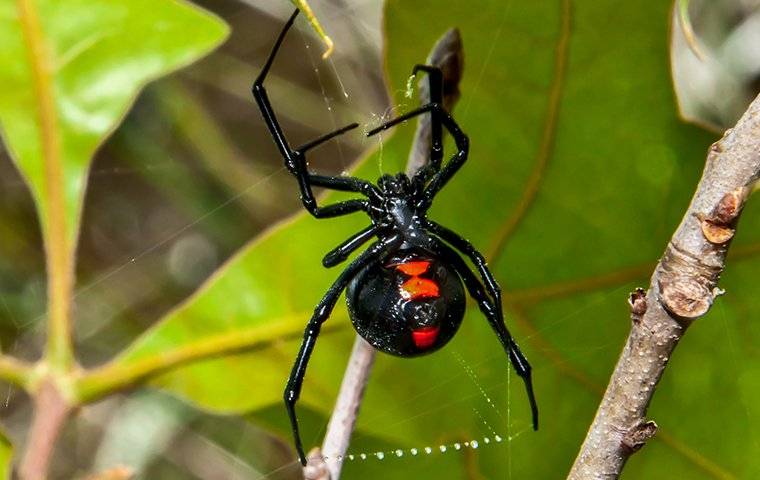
[16,0,77,477]
[74,317,345,403]
[17,0,75,372]
[303,28,464,480]
[291,0,334,58]
[304,337,375,480]
[0,356,35,391]
[567,93,760,479]
[19,380,72,480]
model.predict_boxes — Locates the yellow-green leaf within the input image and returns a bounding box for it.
[0,0,228,248]
[0,428,11,480]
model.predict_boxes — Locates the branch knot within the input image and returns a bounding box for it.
[628,288,647,323]
[621,420,658,453]
[699,186,749,244]
[657,241,722,320]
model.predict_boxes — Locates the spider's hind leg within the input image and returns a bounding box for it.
[430,239,539,431]
[424,220,502,317]
[284,235,401,465]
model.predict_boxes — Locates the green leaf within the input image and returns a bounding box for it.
[0,0,228,247]
[99,0,760,478]
[0,428,11,480]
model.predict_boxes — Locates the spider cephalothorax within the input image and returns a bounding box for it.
[252,9,538,465]
[378,172,412,196]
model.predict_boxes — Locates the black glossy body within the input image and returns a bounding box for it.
[252,9,538,466]
[347,251,465,356]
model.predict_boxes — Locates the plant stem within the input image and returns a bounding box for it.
[18,381,72,480]
[567,93,760,479]
[16,0,75,372]
[74,317,342,403]
[16,0,79,476]
[0,356,35,391]
[304,337,376,480]
[291,0,333,58]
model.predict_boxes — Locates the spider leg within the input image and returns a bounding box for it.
[296,131,381,200]
[410,64,444,175]
[418,114,468,209]
[430,238,538,431]
[424,220,502,317]
[310,175,380,199]
[322,225,379,267]
[252,9,380,217]
[366,103,444,137]
[365,103,468,209]
[285,234,401,465]
[295,122,359,154]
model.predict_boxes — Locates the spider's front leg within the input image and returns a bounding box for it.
[285,234,401,465]
[430,239,539,430]
[366,102,469,209]
[410,64,444,176]
[252,9,380,219]
[322,224,379,268]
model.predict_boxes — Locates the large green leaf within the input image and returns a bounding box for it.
[0,0,228,246]
[104,0,760,478]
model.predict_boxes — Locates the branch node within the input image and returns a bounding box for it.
[621,420,658,453]
[709,138,725,154]
[628,288,647,323]
[657,241,722,320]
[658,276,714,319]
[713,186,748,224]
[699,186,750,244]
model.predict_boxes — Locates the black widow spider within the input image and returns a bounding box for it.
[252,9,538,465]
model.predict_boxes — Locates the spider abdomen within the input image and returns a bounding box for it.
[346,250,466,357]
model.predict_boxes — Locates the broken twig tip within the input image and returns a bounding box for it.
[304,447,330,480]
[321,36,334,59]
